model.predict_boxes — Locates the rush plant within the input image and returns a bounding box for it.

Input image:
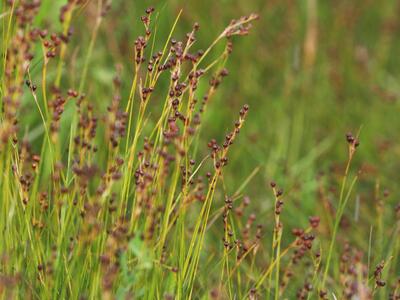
[1,1,399,300]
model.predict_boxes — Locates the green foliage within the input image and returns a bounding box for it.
[1,0,399,299]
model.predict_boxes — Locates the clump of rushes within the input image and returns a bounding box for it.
[0,2,260,298]
[1,2,399,300]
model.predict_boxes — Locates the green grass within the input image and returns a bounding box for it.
[1,0,400,299]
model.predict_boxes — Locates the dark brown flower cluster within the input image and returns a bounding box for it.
[100,218,130,293]
[291,229,316,264]
[296,281,313,300]
[222,13,260,38]
[207,104,249,172]
[346,132,360,157]
[107,95,128,148]
[338,242,370,299]
[374,261,386,288]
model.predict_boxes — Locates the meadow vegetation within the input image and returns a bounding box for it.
[1,0,399,299]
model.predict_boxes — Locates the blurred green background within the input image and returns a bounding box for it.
[24,0,400,230]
